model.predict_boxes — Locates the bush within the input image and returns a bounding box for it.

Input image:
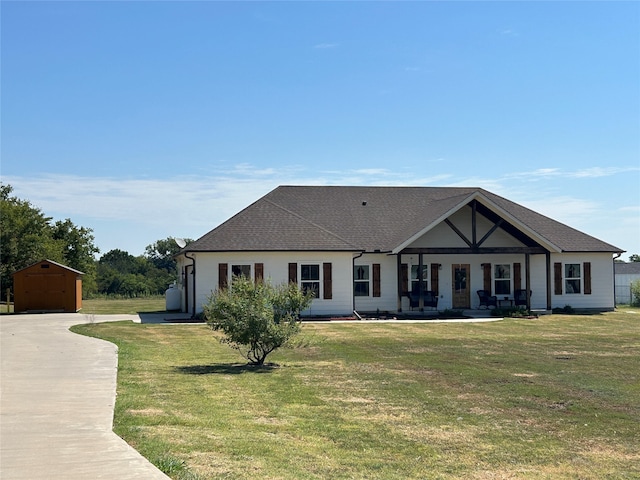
[631,280,640,307]
[203,277,314,365]
[552,305,575,314]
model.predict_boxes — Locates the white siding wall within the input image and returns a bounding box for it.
[410,207,525,249]
[178,251,355,316]
[353,253,398,313]
[550,253,615,310]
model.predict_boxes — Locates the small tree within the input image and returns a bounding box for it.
[631,280,640,307]
[203,276,314,365]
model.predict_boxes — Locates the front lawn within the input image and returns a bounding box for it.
[72,309,640,479]
[81,296,166,314]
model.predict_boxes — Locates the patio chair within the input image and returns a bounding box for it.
[514,289,531,307]
[477,290,498,309]
[409,286,438,310]
[424,291,438,310]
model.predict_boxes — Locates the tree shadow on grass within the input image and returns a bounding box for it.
[174,363,278,375]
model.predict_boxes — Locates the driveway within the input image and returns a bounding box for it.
[0,313,169,479]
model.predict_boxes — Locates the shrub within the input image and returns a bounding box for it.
[552,305,575,314]
[203,277,314,365]
[631,280,640,307]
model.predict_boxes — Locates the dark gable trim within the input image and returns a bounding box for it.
[402,247,548,255]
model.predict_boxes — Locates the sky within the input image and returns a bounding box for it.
[2,1,639,259]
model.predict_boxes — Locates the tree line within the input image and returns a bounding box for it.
[1,184,191,299]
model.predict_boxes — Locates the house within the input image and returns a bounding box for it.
[174,186,623,317]
[12,259,84,313]
[614,262,640,305]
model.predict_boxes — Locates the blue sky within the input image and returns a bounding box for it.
[2,1,639,258]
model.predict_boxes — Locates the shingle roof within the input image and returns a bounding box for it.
[12,259,85,276]
[184,186,623,254]
[615,262,640,275]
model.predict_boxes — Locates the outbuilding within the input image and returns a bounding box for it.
[12,260,84,313]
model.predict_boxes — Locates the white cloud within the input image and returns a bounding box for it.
[571,166,640,178]
[313,43,339,49]
[5,163,638,256]
[505,166,640,181]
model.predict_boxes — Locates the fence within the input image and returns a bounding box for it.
[615,284,637,305]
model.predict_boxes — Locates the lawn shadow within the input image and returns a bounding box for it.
[175,363,278,375]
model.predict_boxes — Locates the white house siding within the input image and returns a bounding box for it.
[353,253,398,313]
[410,207,526,249]
[550,253,615,310]
[177,251,355,316]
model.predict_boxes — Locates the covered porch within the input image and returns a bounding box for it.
[393,199,553,313]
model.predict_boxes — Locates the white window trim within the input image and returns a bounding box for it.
[564,263,582,294]
[230,263,252,284]
[494,263,512,296]
[300,262,322,300]
[410,263,429,291]
[354,263,371,297]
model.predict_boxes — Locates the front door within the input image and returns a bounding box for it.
[452,264,470,309]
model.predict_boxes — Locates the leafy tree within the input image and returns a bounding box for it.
[629,254,640,263]
[144,237,193,272]
[95,245,187,297]
[0,184,98,296]
[203,276,314,365]
[97,249,161,296]
[51,219,100,295]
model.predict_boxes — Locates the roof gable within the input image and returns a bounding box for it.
[183,186,623,254]
[12,259,84,276]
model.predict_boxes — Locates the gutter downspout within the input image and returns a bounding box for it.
[352,251,364,319]
[613,252,622,308]
[184,251,196,318]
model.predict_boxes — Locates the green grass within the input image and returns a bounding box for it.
[0,303,14,314]
[81,296,166,314]
[71,309,640,479]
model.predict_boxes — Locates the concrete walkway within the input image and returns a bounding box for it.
[0,313,169,479]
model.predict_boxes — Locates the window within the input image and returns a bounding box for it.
[494,264,511,295]
[231,264,251,279]
[411,265,428,292]
[301,264,320,298]
[565,264,581,294]
[354,265,370,296]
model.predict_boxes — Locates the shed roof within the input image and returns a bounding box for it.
[183,186,623,254]
[12,259,85,276]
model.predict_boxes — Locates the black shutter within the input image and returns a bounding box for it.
[583,262,592,295]
[218,263,228,290]
[373,264,381,297]
[288,263,297,284]
[323,263,332,299]
[254,263,264,283]
[554,263,563,295]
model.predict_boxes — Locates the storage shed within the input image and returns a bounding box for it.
[12,260,84,313]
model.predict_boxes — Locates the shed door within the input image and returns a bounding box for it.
[25,273,66,311]
[452,264,470,309]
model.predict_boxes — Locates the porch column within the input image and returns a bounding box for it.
[397,254,403,312]
[525,253,531,309]
[418,253,424,311]
[546,252,552,311]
